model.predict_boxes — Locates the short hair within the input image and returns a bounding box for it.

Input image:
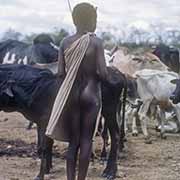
[72,3,97,31]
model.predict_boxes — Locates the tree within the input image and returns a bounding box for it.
[1,28,23,41]
[100,31,116,49]
[51,28,69,45]
[166,30,180,46]
[150,23,166,44]
[23,33,38,44]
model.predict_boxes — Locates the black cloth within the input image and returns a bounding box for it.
[0,64,55,107]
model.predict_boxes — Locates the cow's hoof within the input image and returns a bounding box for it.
[100,151,107,164]
[144,137,152,144]
[123,137,127,142]
[102,166,117,180]
[100,157,107,165]
[155,126,161,132]
[102,171,116,180]
[132,132,138,136]
[160,134,167,139]
[45,168,50,174]
[34,176,43,180]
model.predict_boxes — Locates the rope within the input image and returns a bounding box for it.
[67,0,72,14]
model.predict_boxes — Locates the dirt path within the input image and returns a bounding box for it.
[0,112,180,180]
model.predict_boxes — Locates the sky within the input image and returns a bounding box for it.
[1,0,180,36]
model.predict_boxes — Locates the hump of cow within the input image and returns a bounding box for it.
[33,34,54,45]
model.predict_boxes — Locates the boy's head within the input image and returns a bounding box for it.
[72,3,97,32]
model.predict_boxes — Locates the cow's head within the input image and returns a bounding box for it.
[170,79,180,104]
[112,47,169,77]
[131,52,169,72]
[153,44,180,73]
[33,34,58,64]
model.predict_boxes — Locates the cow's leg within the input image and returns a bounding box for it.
[139,113,151,143]
[100,121,109,163]
[34,124,51,180]
[37,126,42,158]
[124,106,131,133]
[155,106,161,132]
[139,100,152,144]
[132,108,139,136]
[172,105,180,132]
[46,138,54,170]
[132,116,138,136]
[102,111,118,180]
[124,116,128,134]
[34,128,46,180]
[159,109,166,139]
[119,103,125,152]
[149,105,162,132]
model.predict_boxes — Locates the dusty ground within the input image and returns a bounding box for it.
[0,112,180,180]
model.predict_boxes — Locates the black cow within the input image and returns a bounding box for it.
[0,64,126,180]
[170,79,180,104]
[153,44,180,73]
[0,34,58,65]
[101,67,127,179]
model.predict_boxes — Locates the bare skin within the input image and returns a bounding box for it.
[58,32,107,180]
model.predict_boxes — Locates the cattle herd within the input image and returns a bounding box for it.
[0,34,180,180]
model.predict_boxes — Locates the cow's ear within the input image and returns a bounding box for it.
[3,88,14,97]
[170,79,178,84]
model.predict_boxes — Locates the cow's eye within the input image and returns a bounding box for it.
[132,58,142,62]
[150,59,157,64]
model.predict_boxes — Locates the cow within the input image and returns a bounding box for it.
[170,79,180,104]
[110,47,170,137]
[0,33,58,65]
[112,47,169,76]
[0,34,59,129]
[0,64,126,180]
[153,44,180,73]
[134,69,180,143]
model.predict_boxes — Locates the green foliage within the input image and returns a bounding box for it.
[100,31,117,50]
[3,26,180,49]
[50,28,69,45]
[23,33,38,44]
[19,28,69,45]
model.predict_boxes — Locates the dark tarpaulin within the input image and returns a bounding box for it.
[0,64,55,107]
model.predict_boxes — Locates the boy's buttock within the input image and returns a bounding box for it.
[80,82,101,107]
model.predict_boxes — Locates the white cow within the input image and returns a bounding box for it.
[111,47,171,136]
[134,69,180,142]
[112,47,169,76]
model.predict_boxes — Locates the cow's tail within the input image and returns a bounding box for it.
[117,76,127,151]
[121,77,127,139]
